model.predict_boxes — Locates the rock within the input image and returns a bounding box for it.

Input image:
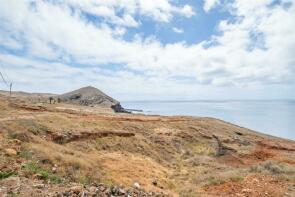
[242,188,252,193]
[152,179,158,186]
[12,139,22,145]
[4,148,17,156]
[33,184,45,189]
[118,188,126,195]
[111,103,129,113]
[89,186,97,193]
[33,173,45,180]
[0,176,20,192]
[52,167,57,173]
[133,182,140,189]
[70,185,83,194]
[0,187,8,196]
[98,184,107,192]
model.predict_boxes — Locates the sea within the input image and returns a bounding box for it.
[121,100,295,140]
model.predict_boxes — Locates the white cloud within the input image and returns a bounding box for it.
[178,4,195,17]
[138,0,195,22]
[172,27,184,34]
[0,0,294,99]
[56,0,195,25]
[203,0,220,12]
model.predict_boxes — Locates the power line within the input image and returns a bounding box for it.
[0,64,13,96]
[0,70,9,87]
[0,64,10,82]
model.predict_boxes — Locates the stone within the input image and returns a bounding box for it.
[133,182,140,189]
[33,184,45,189]
[12,139,22,145]
[70,185,83,194]
[0,188,8,197]
[98,184,107,192]
[118,188,126,195]
[242,188,252,193]
[4,148,17,156]
[52,167,57,173]
[0,176,20,192]
[89,186,97,193]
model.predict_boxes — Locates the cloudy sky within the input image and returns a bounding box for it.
[0,0,295,100]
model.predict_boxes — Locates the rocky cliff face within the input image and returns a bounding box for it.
[57,86,127,112]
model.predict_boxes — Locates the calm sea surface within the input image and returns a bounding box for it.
[121,100,295,140]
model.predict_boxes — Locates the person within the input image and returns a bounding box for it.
[49,97,54,104]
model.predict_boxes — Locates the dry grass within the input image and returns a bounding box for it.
[97,152,172,191]
[0,96,294,196]
[250,160,295,182]
[27,137,174,191]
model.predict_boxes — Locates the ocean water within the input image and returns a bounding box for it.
[121,100,295,140]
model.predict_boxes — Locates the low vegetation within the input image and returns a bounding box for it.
[0,94,294,196]
[250,160,295,181]
[22,161,62,184]
[0,171,16,180]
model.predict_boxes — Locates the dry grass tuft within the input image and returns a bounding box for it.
[250,160,295,182]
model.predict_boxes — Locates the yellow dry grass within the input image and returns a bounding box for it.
[97,152,171,190]
[1,94,294,196]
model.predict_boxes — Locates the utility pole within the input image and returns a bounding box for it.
[9,82,12,96]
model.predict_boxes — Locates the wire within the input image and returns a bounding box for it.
[0,64,10,82]
[0,71,9,87]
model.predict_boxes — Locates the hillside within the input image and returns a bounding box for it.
[57,86,117,107]
[0,93,294,196]
[0,86,126,113]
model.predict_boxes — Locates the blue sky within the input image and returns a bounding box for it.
[0,0,295,100]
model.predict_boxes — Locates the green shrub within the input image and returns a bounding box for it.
[250,161,294,175]
[0,171,16,179]
[22,161,62,183]
[250,160,295,182]
[206,176,225,186]
[19,150,33,159]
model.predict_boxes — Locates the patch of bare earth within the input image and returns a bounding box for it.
[203,174,294,197]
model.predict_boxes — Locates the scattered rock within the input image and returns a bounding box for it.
[89,186,97,193]
[133,182,141,189]
[242,188,252,193]
[118,188,126,195]
[0,176,21,193]
[52,167,57,172]
[4,148,17,156]
[70,185,83,194]
[33,184,45,189]
[12,139,22,145]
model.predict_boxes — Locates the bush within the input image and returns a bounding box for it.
[22,161,62,184]
[0,171,16,179]
[250,160,295,176]
[19,150,33,159]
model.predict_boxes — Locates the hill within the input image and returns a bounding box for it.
[0,86,127,113]
[57,86,117,106]
[0,93,294,196]
[57,86,126,112]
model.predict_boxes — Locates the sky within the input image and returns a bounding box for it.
[0,0,295,100]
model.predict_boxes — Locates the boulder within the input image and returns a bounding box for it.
[4,148,17,156]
